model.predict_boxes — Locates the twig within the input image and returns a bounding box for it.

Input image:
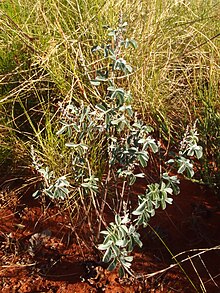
[0,263,36,268]
[188,256,206,293]
[136,245,220,280]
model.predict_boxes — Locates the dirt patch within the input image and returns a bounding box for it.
[0,180,220,292]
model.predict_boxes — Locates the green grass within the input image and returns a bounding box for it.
[0,0,219,187]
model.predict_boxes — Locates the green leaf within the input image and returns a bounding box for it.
[107,259,117,271]
[96,103,107,112]
[115,239,127,247]
[91,45,102,52]
[126,107,133,117]
[121,214,130,224]
[138,138,145,144]
[115,214,121,226]
[107,86,116,91]
[149,141,158,153]
[187,167,194,178]
[135,173,145,178]
[32,190,40,198]
[56,125,67,135]
[121,21,128,27]
[95,75,108,82]
[108,31,116,38]
[129,174,136,186]
[165,187,173,195]
[124,256,133,263]
[178,163,186,174]
[98,241,113,250]
[125,64,132,73]
[138,154,148,167]
[132,235,143,247]
[129,39,138,49]
[100,230,109,235]
[118,266,125,278]
[195,146,203,159]
[103,247,112,263]
[44,190,54,199]
[120,258,132,268]
[132,200,146,215]
[124,39,130,49]
[166,197,173,205]
[161,199,166,210]
[90,79,101,86]
[72,124,79,132]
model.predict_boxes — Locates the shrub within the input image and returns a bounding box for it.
[31,17,203,277]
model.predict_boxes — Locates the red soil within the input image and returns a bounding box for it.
[0,180,220,292]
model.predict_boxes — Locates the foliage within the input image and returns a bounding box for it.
[98,213,142,277]
[88,21,203,276]
[99,119,203,276]
[31,146,70,200]
[1,0,218,279]
[0,0,219,184]
[37,19,203,277]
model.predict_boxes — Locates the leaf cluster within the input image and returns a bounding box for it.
[33,167,70,200]
[98,214,142,277]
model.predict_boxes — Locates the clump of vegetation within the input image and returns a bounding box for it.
[0,0,219,282]
[0,0,219,187]
[28,18,203,277]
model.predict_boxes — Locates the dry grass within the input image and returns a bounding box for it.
[0,0,219,189]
